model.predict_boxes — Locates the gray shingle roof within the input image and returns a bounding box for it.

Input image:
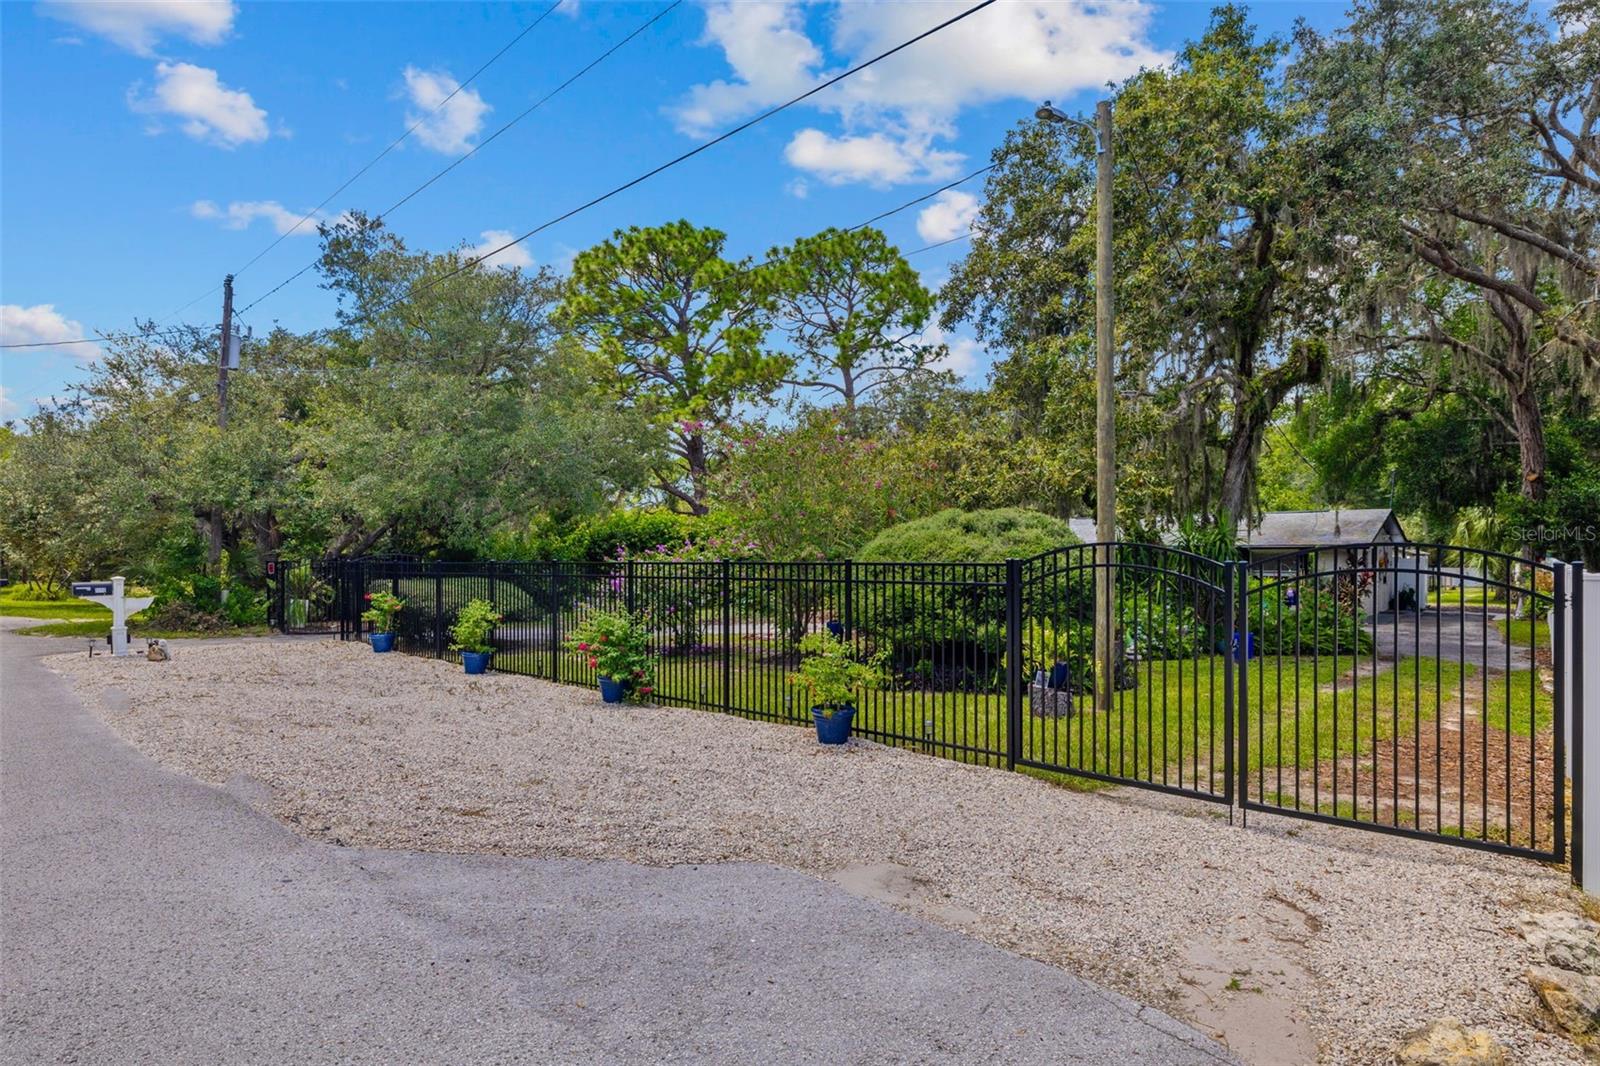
[1239,508,1405,549]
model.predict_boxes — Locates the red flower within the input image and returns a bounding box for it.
[639,685,653,694]
[588,657,598,669]
[364,593,373,600]
[577,641,589,651]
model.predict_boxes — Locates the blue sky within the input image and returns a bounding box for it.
[0,0,1352,420]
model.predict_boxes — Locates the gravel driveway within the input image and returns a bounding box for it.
[51,640,1590,1065]
[3,628,1237,1066]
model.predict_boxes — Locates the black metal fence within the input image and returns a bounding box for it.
[272,542,1582,869]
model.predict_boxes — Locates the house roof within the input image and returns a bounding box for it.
[1239,508,1406,549]
[1067,517,1097,544]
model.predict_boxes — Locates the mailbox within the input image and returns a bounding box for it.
[70,576,154,657]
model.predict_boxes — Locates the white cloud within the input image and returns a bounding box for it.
[919,324,984,382]
[130,62,269,147]
[1,304,100,361]
[916,189,980,243]
[675,1,1169,187]
[670,1,821,136]
[402,67,490,154]
[825,1,1168,118]
[40,0,235,57]
[0,385,20,420]
[784,128,962,187]
[191,199,321,236]
[785,177,809,200]
[464,230,533,271]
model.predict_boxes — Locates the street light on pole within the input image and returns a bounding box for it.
[1037,99,1116,713]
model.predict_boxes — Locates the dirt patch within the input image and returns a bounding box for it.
[51,641,1589,1066]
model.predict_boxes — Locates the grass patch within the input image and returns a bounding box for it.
[1432,586,1505,607]
[0,587,112,621]
[14,618,271,639]
[1496,617,1550,645]
[1488,670,1553,737]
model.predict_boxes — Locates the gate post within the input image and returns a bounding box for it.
[1005,558,1022,772]
[434,570,445,659]
[548,563,562,682]
[1236,560,1250,819]
[1223,559,1235,808]
[1572,562,1592,890]
[843,559,854,641]
[721,559,733,714]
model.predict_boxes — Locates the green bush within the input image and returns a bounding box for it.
[1249,581,1374,654]
[854,508,1081,687]
[857,507,1077,563]
[788,631,887,714]
[557,510,733,562]
[449,598,502,654]
[145,573,265,631]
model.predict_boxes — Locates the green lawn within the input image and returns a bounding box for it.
[1496,617,1550,646]
[466,641,1476,795]
[1,586,267,640]
[1432,585,1505,607]
[14,618,272,639]
[0,586,113,621]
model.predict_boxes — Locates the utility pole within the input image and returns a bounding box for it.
[1036,99,1117,712]
[1092,99,1116,715]
[208,274,234,571]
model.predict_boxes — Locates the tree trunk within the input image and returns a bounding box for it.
[1508,379,1547,505]
[1219,338,1326,531]
[679,431,710,516]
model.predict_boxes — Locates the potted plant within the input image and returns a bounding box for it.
[788,631,885,745]
[566,609,654,703]
[361,589,405,653]
[450,598,501,674]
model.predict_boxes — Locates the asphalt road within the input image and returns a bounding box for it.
[0,627,1237,1065]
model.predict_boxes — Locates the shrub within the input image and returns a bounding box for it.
[1249,580,1374,655]
[857,507,1077,563]
[854,508,1081,686]
[449,598,501,654]
[1006,620,1095,694]
[143,572,265,631]
[557,510,732,562]
[626,534,759,651]
[788,631,886,715]
[566,609,655,699]
[361,589,405,633]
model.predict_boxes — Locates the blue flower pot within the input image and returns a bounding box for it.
[1048,661,1071,690]
[462,650,492,675]
[825,619,844,638]
[371,632,395,653]
[1231,631,1257,662]
[812,704,857,745]
[598,675,629,703]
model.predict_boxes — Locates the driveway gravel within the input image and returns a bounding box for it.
[2,627,1238,1066]
[49,639,1591,1065]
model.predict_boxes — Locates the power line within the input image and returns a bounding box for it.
[38,3,999,356]
[906,231,976,257]
[849,165,994,233]
[358,0,1001,322]
[239,0,681,317]
[232,0,567,279]
[0,325,204,351]
[149,0,568,329]
[6,152,991,353]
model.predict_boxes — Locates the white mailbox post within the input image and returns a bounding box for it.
[72,576,155,657]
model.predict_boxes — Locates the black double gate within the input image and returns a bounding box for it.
[275,543,1581,870]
